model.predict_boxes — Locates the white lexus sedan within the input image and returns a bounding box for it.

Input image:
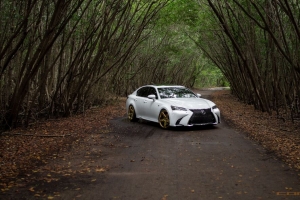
[126,85,221,129]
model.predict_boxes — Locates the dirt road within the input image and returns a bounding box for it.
[3,91,300,200]
[82,120,300,199]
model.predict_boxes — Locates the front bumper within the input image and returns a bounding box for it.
[169,108,220,126]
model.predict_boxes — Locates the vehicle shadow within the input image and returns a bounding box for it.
[170,124,218,132]
[129,118,218,132]
[110,117,219,140]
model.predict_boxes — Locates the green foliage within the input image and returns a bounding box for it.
[140,0,225,88]
[157,0,200,27]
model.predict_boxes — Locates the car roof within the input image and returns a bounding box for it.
[143,85,185,88]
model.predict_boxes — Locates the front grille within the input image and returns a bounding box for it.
[188,109,216,125]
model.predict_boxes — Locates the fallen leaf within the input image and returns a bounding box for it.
[95,168,106,172]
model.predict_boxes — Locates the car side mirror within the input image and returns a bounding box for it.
[197,93,201,98]
[148,94,156,100]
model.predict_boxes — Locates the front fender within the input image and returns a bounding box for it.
[160,106,190,127]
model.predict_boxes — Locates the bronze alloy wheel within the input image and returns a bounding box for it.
[158,109,170,129]
[128,105,137,122]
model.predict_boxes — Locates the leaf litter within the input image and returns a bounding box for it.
[0,98,126,193]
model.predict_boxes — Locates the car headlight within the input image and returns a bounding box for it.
[171,105,187,111]
[212,105,218,109]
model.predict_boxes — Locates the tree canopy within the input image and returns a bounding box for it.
[197,0,300,121]
[0,0,299,130]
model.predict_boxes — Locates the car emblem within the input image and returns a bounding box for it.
[199,109,206,115]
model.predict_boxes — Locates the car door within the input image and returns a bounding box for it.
[135,87,149,118]
[142,87,160,122]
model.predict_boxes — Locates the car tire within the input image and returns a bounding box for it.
[128,105,138,122]
[158,109,170,129]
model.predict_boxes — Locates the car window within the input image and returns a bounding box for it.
[158,87,197,99]
[148,87,158,99]
[136,87,149,97]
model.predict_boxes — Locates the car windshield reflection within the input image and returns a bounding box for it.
[158,87,197,99]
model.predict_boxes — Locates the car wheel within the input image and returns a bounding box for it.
[158,109,170,129]
[128,105,138,122]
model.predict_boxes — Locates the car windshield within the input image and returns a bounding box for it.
[158,87,197,99]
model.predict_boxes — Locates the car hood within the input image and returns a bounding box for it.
[160,98,214,109]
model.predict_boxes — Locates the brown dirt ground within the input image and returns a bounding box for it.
[1,90,300,193]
